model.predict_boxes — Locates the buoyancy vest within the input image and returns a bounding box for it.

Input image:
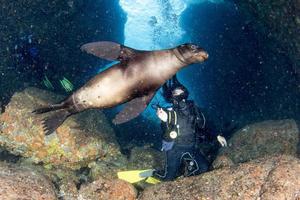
[162,103,202,145]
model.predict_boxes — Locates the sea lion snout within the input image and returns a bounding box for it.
[190,45,209,61]
[176,43,209,64]
[196,49,209,61]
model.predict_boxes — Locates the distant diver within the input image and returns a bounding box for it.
[33,41,209,135]
[14,34,44,78]
[13,34,74,93]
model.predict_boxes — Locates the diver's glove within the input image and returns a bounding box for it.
[156,108,168,122]
[217,135,227,147]
[139,169,156,178]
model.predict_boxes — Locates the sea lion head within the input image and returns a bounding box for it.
[175,43,209,64]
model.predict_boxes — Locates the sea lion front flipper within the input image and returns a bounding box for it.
[113,92,155,124]
[81,41,136,62]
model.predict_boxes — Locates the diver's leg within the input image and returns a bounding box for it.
[180,147,209,177]
[192,151,209,175]
[153,148,182,181]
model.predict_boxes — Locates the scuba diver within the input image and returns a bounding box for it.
[13,34,74,93]
[148,75,227,181]
[117,75,227,184]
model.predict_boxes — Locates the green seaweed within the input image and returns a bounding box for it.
[46,137,65,158]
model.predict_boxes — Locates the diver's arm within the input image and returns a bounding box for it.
[202,129,227,147]
[206,126,227,147]
[193,104,227,147]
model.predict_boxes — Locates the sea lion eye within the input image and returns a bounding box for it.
[190,44,197,50]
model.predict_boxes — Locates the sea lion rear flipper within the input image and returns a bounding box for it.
[81,41,136,62]
[112,92,155,124]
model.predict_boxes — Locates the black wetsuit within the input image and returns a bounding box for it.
[153,100,217,181]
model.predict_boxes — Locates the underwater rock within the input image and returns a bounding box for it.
[88,154,129,181]
[78,177,137,200]
[88,146,163,191]
[21,157,85,200]
[235,0,300,72]
[127,146,164,170]
[211,155,234,170]
[126,146,164,191]
[139,155,300,200]
[57,179,79,200]
[15,157,82,200]
[217,119,299,164]
[0,87,124,170]
[0,161,57,199]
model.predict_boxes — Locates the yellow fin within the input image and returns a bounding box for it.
[145,177,161,184]
[117,169,153,183]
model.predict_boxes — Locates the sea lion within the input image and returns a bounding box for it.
[33,41,208,135]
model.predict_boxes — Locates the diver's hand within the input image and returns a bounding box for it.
[156,108,168,122]
[217,135,227,147]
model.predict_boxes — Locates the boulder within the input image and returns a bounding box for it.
[211,155,234,169]
[0,87,125,170]
[88,146,163,191]
[78,177,137,200]
[0,161,57,200]
[127,146,164,170]
[139,155,300,200]
[57,179,79,200]
[216,119,299,164]
[88,155,128,181]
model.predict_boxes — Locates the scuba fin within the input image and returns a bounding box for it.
[42,75,54,90]
[117,169,160,184]
[59,77,74,92]
[145,177,161,184]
